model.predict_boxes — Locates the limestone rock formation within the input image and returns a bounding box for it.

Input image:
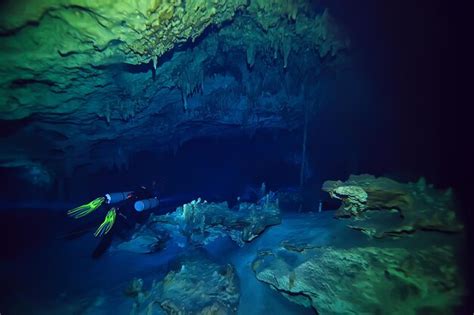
[0,0,349,183]
[328,185,368,215]
[109,193,280,255]
[252,244,463,315]
[322,174,463,237]
[114,228,170,254]
[127,258,240,315]
[150,193,281,247]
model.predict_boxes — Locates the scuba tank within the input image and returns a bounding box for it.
[134,198,160,212]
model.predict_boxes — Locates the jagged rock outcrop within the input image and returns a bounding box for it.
[0,0,349,182]
[322,174,463,237]
[326,185,368,215]
[151,194,281,247]
[252,244,464,315]
[127,258,240,315]
[112,193,281,253]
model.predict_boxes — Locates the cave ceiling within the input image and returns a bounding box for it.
[0,0,349,178]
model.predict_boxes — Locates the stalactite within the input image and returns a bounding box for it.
[246,43,256,68]
[272,39,279,59]
[299,101,308,188]
[182,90,188,111]
[282,35,292,68]
[105,103,111,124]
[177,59,204,111]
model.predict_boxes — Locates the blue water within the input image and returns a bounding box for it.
[3,211,341,314]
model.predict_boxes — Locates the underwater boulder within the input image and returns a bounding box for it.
[326,185,368,216]
[252,244,464,315]
[322,174,463,237]
[114,232,169,254]
[127,258,240,315]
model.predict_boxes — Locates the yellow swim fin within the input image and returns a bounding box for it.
[94,208,117,237]
[67,197,105,219]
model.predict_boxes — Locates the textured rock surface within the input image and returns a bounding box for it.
[114,229,170,254]
[330,185,368,215]
[108,193,280,254]
[322,174,463,236]
[127,257,240,315]
[252,244,464,315]
[0,209,466,315]
[0,0,349,181]
[150,194,281,247]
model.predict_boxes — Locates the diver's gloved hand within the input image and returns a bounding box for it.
[94,208,117,237]
[67,197,105,219]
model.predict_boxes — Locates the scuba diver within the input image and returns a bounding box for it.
[66,185,160,238]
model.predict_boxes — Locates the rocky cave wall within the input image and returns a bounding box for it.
[0,0,350,196]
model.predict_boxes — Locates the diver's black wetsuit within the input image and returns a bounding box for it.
[93,185,157,258]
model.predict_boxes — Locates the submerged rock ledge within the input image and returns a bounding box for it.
[322,174,463,237]
[252,244,463,315]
